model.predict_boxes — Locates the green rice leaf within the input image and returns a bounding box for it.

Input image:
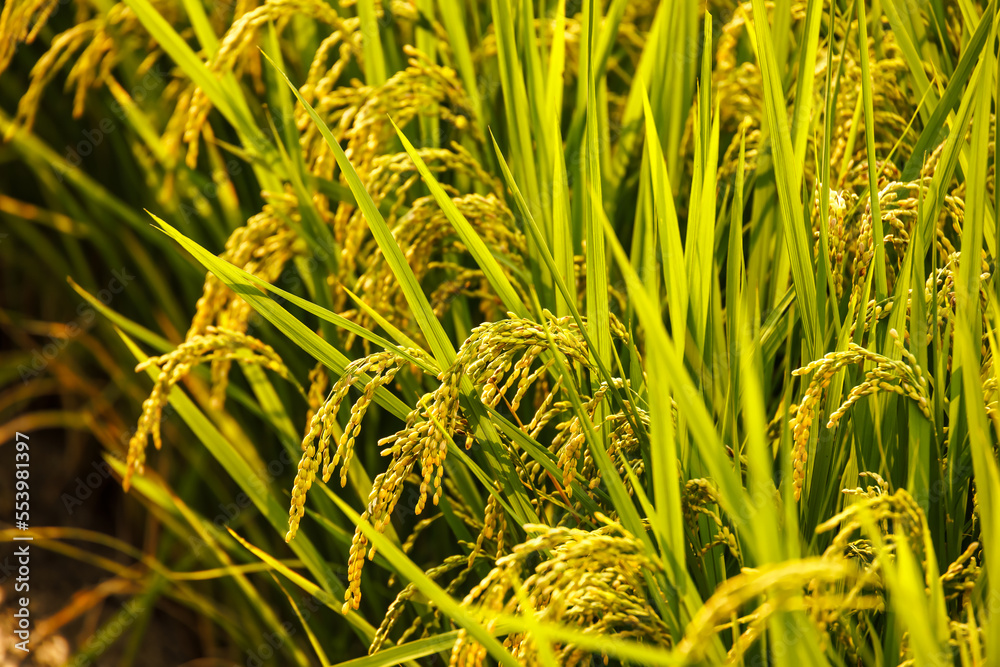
[749,0,819,357]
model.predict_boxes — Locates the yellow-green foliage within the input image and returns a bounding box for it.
[3,0,1000,665]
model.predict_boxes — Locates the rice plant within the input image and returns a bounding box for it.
[2,0,1000,665]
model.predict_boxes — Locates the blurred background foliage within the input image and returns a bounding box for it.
[2,0,1000,665]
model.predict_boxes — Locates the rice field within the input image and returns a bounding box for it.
[1,0,1000,665]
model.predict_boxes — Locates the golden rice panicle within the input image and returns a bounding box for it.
[329,350,422,485]
[343,452,425,613]
[369,554,469,656]
[555,417,586,495]
[285,441,320,543]
[940,542,980,602]
[6,22,94,139]
[351,192,526,343]
[817,486,929,560]
[923,251,993,365]
[811,187,855,298]
[361,145,504,222]
[467,485,504,568]
[285,348,426,542]
[677,558,858,661]
[681,478,742,558]
[847,179,961,304]
[842,471,889,499]
[304,363,329,426]
[545,381,639,501]
[579,395,647,491]
[303,44,477,190]
[286,369,351,543]
[125,327,290,491]
[339,147,506,287]
[177,0,349,166]
[8,3,169,138]
[790,335,929,502]
[340,420,425,611]
[827,334,930,432]
[451,522,669,665]
[336,314,608,614]
[789,349,863,502]
[186,206,302,406]
[0,0,62,75]
[187,207,300,339]
[187,3,334,162]
[344,508,372,613]
[314,74,484,320]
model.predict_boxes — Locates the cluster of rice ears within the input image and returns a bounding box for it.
[3,0,1000,665]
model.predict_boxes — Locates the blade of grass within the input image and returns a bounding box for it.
[331,631,467,667]
[857,0,889,300]
[749,0,819,358]
[685,15,717,353]
[356,0,388,86]
[269,573,331,667]
[582,0,612,379]
[488,0,542,233]
[436,1,482,127]
[641,88,687,361]
[226,528,380,639]
[899,0,995,181]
